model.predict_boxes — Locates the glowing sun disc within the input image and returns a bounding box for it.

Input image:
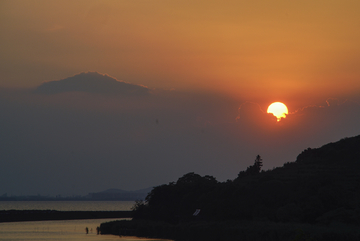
[267,102,288,121]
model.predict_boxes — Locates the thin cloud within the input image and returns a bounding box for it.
[287,98,359,118]
[236,101,277,125]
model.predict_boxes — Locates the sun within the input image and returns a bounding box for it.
[267,102,288,122]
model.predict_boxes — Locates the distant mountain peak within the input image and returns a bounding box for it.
[34,72,150,96]
[88,187,153,201]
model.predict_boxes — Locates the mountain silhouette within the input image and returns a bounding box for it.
[34,72,149,96]
[131,134,360,224]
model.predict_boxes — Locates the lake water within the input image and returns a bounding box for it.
[0,201,170,241]
[0,218,168,241]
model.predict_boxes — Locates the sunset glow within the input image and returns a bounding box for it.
[1,1,360,100]
[267,102,288,121]
[1,0,360,200]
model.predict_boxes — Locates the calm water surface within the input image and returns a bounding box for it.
[0,201,171,241]
[0,219,170,241]
[0,201,134,211]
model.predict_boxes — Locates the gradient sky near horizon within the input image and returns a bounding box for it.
[1,0,360,196]
[2,0,360,99]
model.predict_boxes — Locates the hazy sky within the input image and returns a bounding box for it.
[1,1,360,196]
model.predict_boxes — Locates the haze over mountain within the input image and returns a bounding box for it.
[1,1,360,197]
[0,71,360,196]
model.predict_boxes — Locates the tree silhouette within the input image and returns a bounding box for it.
[254,155,263,173]
[237,155,263,178]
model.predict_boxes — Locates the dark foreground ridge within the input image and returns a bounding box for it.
[101,135,360,241]
[101,219,360,241]
[0,210,132,223]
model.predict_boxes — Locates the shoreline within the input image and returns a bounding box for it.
[0,210,132,223]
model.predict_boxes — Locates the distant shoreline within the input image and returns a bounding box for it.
[0,210,132,223]
[0,198,140,201]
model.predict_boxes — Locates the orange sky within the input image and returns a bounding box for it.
[2,1,360,195]
[1,0,360,102]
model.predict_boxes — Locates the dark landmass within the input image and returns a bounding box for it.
[0,187,152,201]
[100,219,359,241]
[0,210,132,223]
[0,195,88,201]
[88,188,152,201]
[101,134,360,240]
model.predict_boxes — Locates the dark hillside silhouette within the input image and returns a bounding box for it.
[101,135,360,240]
[131,135,360,224]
